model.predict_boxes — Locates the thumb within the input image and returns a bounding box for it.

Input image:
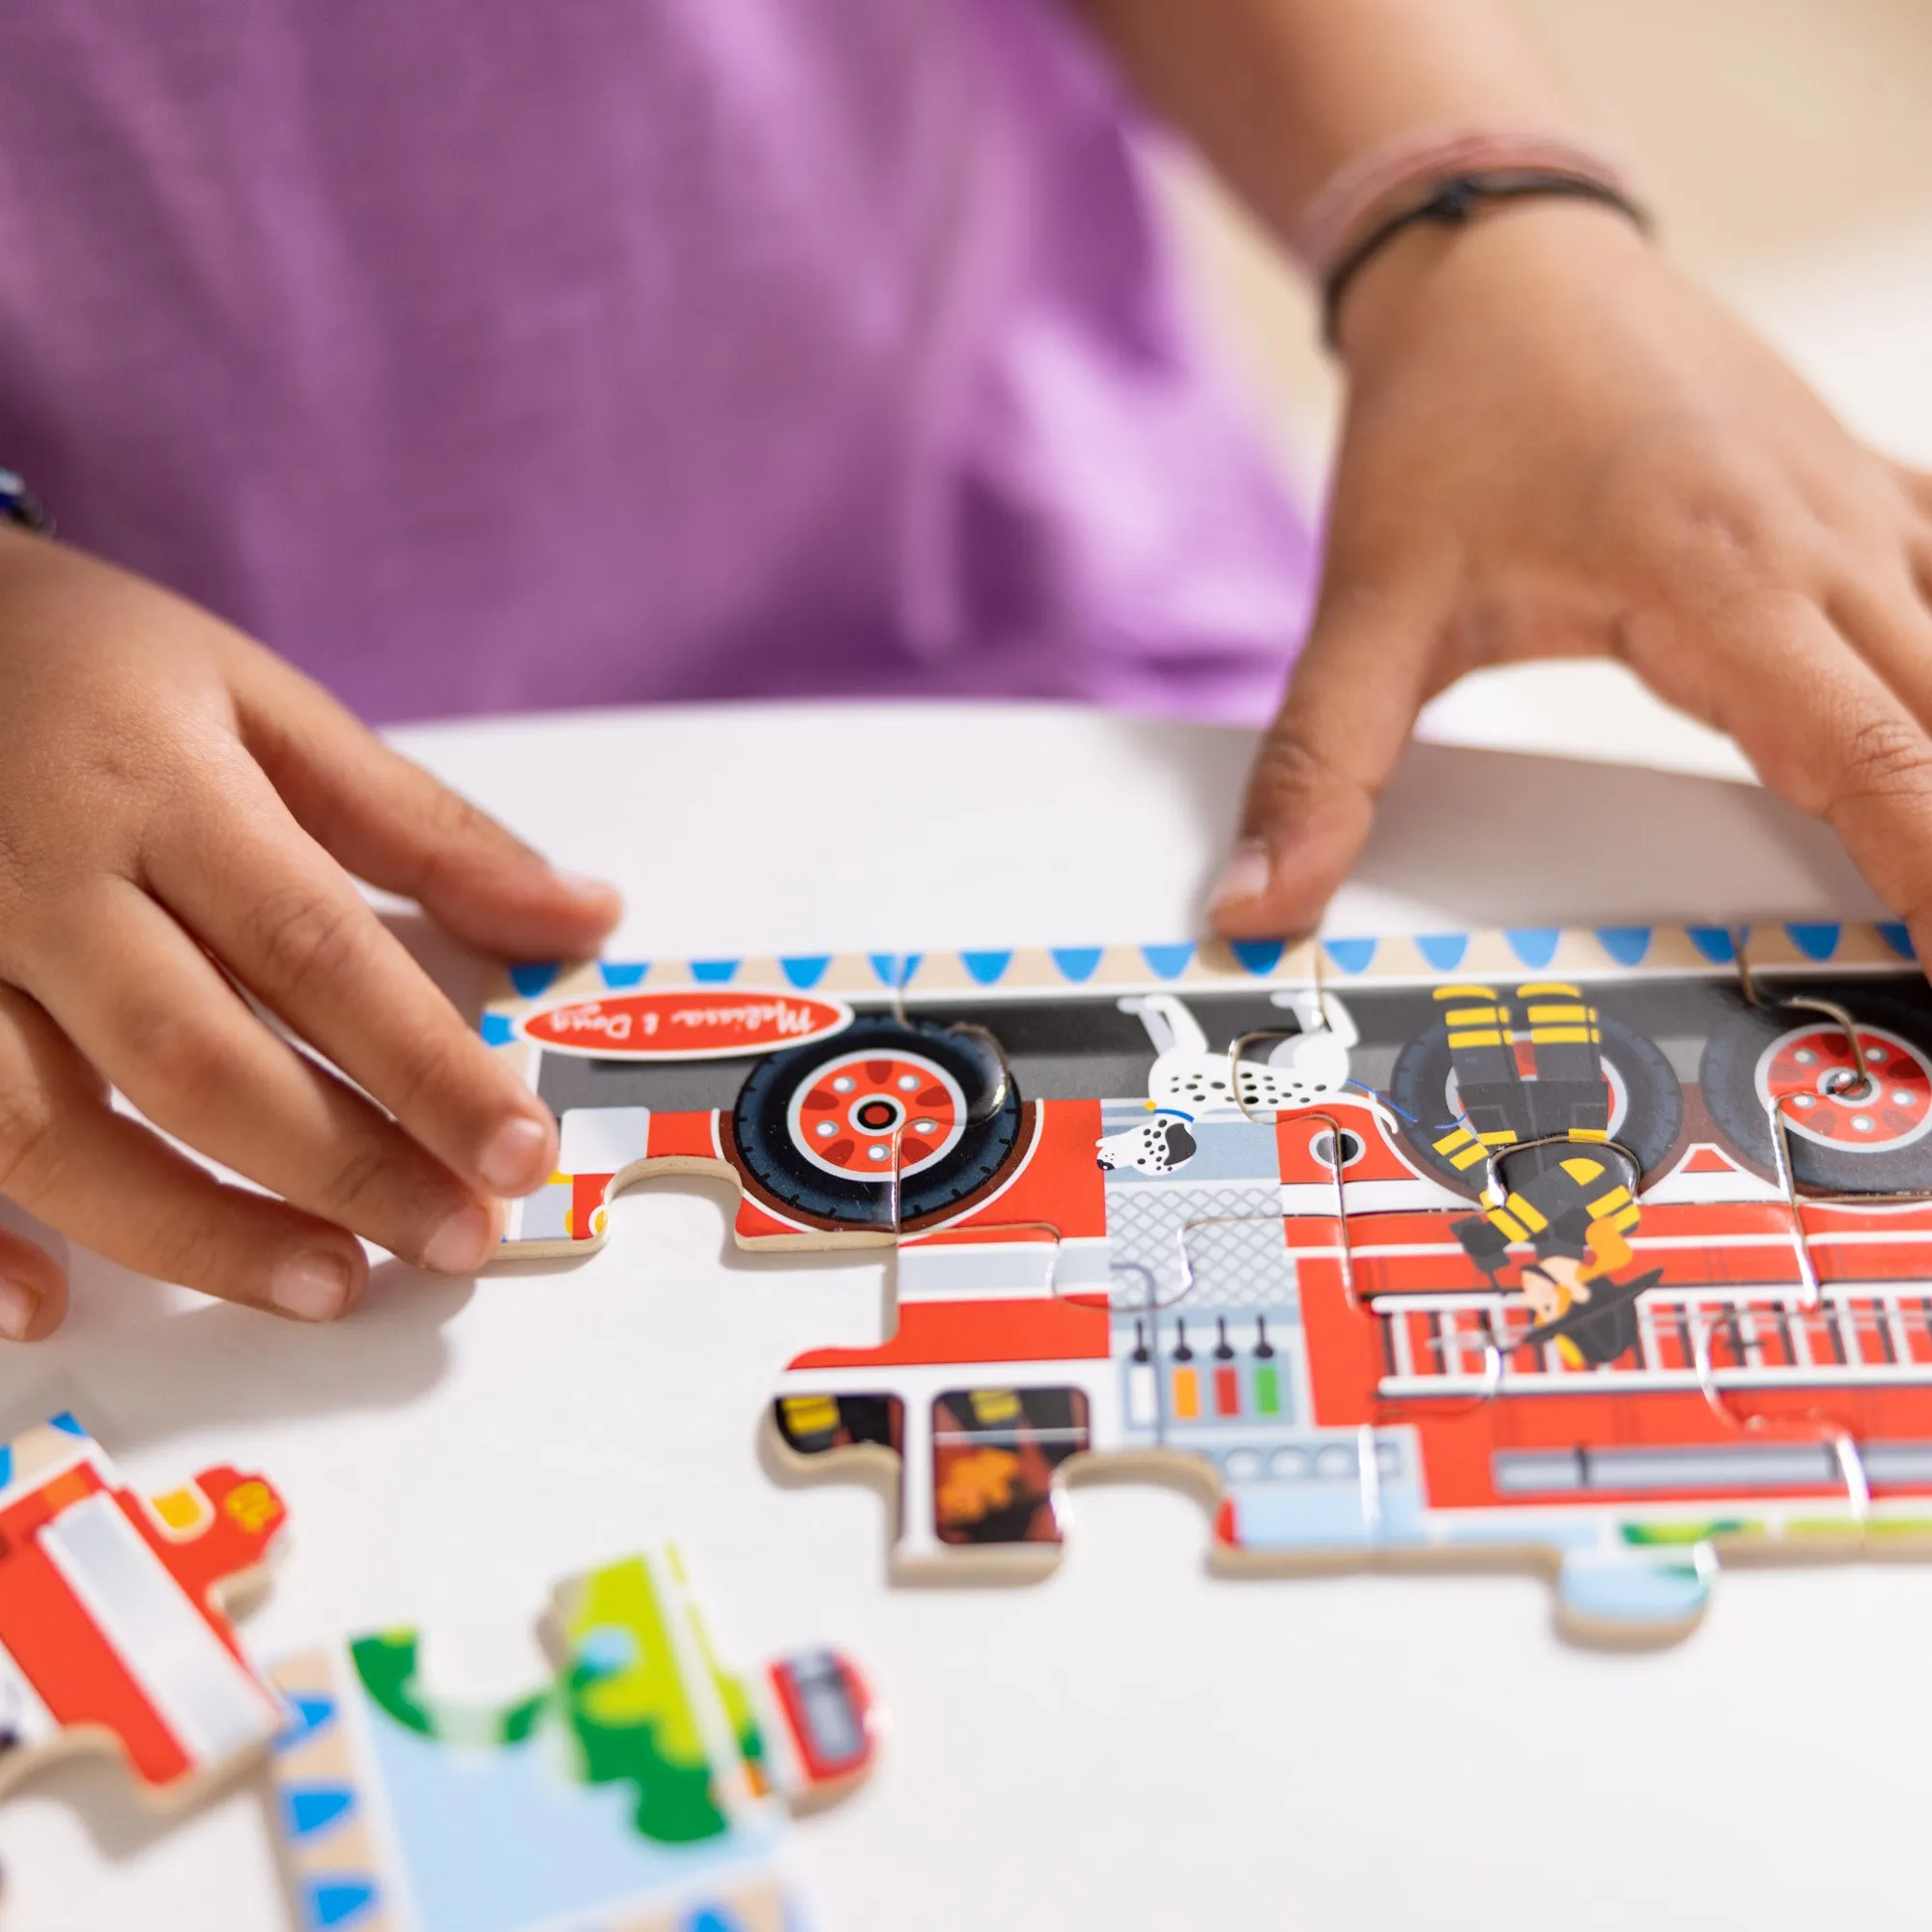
[1210,579,1440,940]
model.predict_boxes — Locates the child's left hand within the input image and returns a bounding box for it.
[1210,199,1932,955]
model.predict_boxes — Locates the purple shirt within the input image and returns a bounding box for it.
[0,0,1313,725]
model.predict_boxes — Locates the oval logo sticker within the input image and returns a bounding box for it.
[518,988,853,1061]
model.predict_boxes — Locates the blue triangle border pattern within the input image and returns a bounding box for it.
[480,924,1921,1017]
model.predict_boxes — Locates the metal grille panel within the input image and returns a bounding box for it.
[1104,1182,1296,1311]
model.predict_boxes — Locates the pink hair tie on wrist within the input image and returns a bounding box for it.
[1294,128,1649,347]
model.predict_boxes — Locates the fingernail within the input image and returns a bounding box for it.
[478,1114,554,1194]
[270,1253,353,1323]
[554,871,620,907]
[421,1200,496,1275]
[0,1276,41,1342]
[1210,840,1272,912]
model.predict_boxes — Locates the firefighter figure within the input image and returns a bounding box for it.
[1431,982,1660,1367]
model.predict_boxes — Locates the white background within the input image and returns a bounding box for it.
[7,700,1931,1932]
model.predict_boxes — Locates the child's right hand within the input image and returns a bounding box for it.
[1211,203,1932,952]
[0,529,621,1341]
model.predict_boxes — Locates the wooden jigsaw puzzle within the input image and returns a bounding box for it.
[485,923,1932,1641]
[268,1545,877,1932]
[0,1413,289,1809]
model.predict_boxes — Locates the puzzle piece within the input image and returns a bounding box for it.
[496,966,1023,1251]
[1687,924,1932,1544]
[774,1203,1104,1575]
[0,1413,288,1811]
[486,927,1932,1640]
[1733,921,1932,1196]
[268,1545,878,1932]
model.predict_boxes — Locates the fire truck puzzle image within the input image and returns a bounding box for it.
[0,1413,290,1812]
[269,1545,878,1932]
[485,922,1932,1642]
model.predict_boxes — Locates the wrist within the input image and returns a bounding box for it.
[0,468,49,535]
[1331,192,1654,373]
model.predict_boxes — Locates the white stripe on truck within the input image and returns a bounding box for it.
[38,1493,277,1768]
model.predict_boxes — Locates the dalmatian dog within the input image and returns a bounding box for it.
[1119,990,1360,1119]
[1095,1110,1199,1175]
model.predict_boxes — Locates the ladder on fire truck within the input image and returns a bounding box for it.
[1374,1281,1932,1398]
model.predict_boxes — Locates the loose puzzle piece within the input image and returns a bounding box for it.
[268,1545,878,1932]
[484,925,1932,1642]
[0,1412,289,1809]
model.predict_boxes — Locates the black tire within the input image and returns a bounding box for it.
[731,1020,1022,1229]
[1389,1010,1684,1199]
[1698,993,1932,1194]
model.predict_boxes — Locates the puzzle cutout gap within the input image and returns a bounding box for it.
[488,923,1932,1643]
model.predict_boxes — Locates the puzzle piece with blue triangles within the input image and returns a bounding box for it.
[268,1546,877,1932]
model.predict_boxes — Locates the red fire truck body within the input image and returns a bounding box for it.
[487,924,1932,1634]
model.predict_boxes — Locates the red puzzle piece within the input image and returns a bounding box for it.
[0,1413,289,1809]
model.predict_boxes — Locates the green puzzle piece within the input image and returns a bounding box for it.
[562,1555,724,1843]
[349,1551,729,1847]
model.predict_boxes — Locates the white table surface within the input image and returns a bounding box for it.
[6,696,1926,1932]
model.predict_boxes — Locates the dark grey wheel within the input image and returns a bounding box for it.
[1699,994,1932,1193]
[1390,1010,1682,1198]
[732,1020,1021,1229]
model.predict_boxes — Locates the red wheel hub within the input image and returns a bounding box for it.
[1759,1023,1932,1151]
[788,1051,968,1180]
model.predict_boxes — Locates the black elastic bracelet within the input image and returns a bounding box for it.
[1321,168,1651,349]
[0,467,50,534]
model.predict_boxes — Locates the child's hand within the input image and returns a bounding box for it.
[1211,201,1932,947]
[0,530,620,1340]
